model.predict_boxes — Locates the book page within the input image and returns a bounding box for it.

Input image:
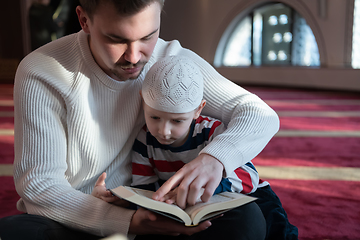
[131,188,156,199]
[184,192,254,222]
[184,192,236,217]
[118,187,193,225]
[113,186,255,226]
[127,187,251,219]
[124,187,191,225]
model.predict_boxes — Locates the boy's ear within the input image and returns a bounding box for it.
[194,100,206,119]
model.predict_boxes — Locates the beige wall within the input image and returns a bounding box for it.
[160,0,360,91]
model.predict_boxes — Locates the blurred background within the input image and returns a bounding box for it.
[0,0,359,91]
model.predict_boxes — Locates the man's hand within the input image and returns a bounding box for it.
[152,154,224,209]
[129,207,211,236]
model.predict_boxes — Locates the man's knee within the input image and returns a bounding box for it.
[0,214,99,240]
[0,214,61,240]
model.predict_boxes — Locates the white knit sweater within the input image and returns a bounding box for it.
[13,30,279,237]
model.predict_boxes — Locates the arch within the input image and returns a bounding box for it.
[211,0,327,67]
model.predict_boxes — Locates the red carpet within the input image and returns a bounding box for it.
[268,179,360,240]
[248,86,360,240]
[1,84,360,239]
[256,137,360,168]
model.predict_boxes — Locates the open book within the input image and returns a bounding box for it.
[110,186,256,226]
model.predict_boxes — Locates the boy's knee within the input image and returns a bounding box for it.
[197,202,266,240]
[227,202,266,239]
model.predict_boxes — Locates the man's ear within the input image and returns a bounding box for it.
[194,100,206,119]
[76,6,90,33]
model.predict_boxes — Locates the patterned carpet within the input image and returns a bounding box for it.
[1,84,359,239]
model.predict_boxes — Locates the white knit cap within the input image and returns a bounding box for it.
[142,55,203,113]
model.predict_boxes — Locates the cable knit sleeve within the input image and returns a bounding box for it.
[13,34,138,238]
[154,39,280,176]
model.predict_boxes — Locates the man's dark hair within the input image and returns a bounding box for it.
[79,0,165,19]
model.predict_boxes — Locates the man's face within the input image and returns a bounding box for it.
[77,2,161,81]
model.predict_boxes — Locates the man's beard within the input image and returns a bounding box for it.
[111,61,147,81]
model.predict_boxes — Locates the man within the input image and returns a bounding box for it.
[0,0,282,239]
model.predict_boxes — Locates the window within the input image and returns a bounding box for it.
[214,3,320,67]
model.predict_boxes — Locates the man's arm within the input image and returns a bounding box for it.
[152,39,280,208]
[13,57,135,237]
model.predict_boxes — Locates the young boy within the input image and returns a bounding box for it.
[93,56,260,204]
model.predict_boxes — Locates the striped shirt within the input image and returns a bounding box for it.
[132,116,259,194]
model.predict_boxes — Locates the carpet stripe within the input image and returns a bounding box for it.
[277,111,360,117]
[273,105,360,111]
[0,129,14,135]
[266,99,360,105]
[250,88,359,97]
[257,166,360,181]
[0,164,13,176]
[0,100,13,106]
[279,117,360,131]
[254,91,360,100]
[0,111,14,117]
[276,130,360,137]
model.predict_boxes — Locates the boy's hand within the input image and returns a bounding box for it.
[153,154,224,209]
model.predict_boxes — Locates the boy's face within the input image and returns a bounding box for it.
[77,1,161,81]
[143,102,202,147]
